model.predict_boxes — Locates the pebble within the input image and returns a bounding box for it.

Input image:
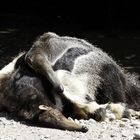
[44,135,50,139]
[101,121,106,125]
[119,122,126,127]
[110,134,115,137]
[131,120,140,127]
[122,134,127,137]
[79,119,84,123]
[121,118,130,122]
[133,131,140,139]
[107,113,116,121]
[89,119,96,123]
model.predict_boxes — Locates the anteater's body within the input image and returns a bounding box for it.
[0,32,140,131]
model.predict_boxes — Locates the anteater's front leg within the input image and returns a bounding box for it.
[25,44,63,93]
[38,105,88,132]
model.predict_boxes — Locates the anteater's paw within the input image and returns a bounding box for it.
[106,103,131,120]
[89,108,106,122]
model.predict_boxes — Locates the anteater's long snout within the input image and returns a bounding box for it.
[39,105,88,132]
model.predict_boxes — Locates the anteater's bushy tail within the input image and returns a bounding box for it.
[125,73,140,111]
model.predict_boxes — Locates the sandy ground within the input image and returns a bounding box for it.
[0,112,140,140]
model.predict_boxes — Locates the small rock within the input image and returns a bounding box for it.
[89,119,96,123]
[128,125,134,129]
[44,135,50,139]
[79,119,84,123]
[131,120,140,127]
[121,118,130,122]
[83,120,89,124]
[122,134,127,137]
[119,122,125,127]
[106,113,116,121]
[101,121,106,125]
[133,131,140,139]
[110,134,115,137]
[122,133,127,137]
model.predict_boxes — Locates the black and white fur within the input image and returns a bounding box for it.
[0,32,140,132]
[25,32,140,120]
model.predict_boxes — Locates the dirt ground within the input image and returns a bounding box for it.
[0,112,140,140]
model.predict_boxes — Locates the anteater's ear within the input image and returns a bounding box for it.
[39,105,49,111]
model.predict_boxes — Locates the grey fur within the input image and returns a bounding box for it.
[32,32,140,112]
[0,32,140,131]
[30,33,140,115]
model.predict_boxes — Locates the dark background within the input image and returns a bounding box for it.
[0,0,140,29]
[0,0,140,73]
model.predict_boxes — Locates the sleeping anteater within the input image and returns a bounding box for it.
[0,32,139,132]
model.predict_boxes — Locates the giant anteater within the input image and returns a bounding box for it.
[0,32,140,132]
